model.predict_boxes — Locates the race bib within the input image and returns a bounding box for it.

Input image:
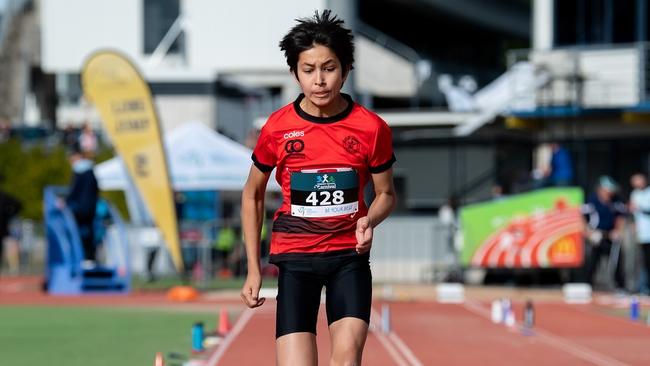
[290,168,359,218]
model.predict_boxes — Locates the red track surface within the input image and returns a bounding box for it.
[3,277,650,365]
[201,299,650,366]
[209,303,402,366]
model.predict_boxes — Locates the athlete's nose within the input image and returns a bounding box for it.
[315,70,325,85]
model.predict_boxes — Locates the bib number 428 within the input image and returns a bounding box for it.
[305,190,345,206]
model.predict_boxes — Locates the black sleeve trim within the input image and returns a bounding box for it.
[251,153,275,172]
[369,154,396,174]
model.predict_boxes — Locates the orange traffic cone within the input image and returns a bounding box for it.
[154,352,164,366]
[218,308,231,335]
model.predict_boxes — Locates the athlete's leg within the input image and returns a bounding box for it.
[585,241,603,285]
[643,244,650,293]
[325,254,372,366]
[276,332,318,366]
[328,317,368,366]
[275,262,323,365]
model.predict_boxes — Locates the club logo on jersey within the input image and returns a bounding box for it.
[285,139,304,153]
[283,130,305,139]
[314,174,337,190]
[343,135,360,154]
[284,139,306,159]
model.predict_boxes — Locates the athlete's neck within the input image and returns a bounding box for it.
[300,94,348,118]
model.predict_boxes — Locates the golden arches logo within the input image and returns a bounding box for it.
[550,237,577,257]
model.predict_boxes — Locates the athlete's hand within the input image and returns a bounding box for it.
[241,272,265,308]
[356,216,373,254]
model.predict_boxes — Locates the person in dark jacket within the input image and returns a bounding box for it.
[0,187,22,267]
[65,147,99,264]
[583,176,627,291]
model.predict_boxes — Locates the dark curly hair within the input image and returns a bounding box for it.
[279,9,355,77]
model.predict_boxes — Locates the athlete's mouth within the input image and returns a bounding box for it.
[313,91,329,97]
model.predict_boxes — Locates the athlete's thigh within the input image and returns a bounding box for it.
[276,332,318,366]
[327,259,371,363]
[324,254,372,326]
[276,262,324,338]
[328,316,369,359]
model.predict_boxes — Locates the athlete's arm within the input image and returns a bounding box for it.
[240,165,271,308]
[356,168,397,254]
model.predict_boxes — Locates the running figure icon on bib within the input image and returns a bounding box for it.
[290,168,359,218]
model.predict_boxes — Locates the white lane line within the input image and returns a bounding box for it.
[533,328,630,366]
[370,307,424,366]
[370,308,410,366]
[205,308,256,366]
[372,328,411,366]
[463,300,631,366]
[387,332,424,366]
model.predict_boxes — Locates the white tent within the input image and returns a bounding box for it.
[95,121,281,191]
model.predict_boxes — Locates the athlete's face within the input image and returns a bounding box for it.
[295,44,348,112]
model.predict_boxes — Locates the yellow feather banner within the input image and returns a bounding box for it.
[82,51,183,271]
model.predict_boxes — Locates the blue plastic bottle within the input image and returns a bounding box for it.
[630,296,640,321]
[192,322,205,353]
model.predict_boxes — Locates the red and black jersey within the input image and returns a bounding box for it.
[252,93,395,261]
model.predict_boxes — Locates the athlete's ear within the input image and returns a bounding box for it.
[292,69,300,83]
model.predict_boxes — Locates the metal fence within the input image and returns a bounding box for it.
[130,216,459,284]
[6,215,649,289]
[371,216,458,283]
[3,216,459,285]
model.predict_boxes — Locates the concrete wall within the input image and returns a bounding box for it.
[40,0,142,73]
[395,144,495,209]
[154,95,216,132]
[40,0,326,74]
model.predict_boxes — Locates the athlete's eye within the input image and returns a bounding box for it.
[325,67,336,72]
[302,69,313,74]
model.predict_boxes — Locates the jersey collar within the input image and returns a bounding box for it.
[293,93,354,124]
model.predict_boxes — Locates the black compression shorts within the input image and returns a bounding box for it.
[274,251,372,338]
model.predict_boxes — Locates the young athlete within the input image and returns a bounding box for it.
[240,10,396,365]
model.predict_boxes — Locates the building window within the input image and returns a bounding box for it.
[612,0,635,43]
[143,0,181,55]
[555,0,644,46]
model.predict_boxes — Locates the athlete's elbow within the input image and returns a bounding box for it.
[388,191,397,213]
[242,180,265,201]
[378,190,397,213]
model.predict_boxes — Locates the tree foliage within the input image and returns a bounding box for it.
[0,140,128,220]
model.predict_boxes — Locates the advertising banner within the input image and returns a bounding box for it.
[460,188,584,268]
[82,51,183,271]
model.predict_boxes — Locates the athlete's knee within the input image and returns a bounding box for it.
[330,361,359,366]
[330,346,362,366]
[329,356,361,366]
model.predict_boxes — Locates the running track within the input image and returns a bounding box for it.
[207,299,650,366]
[2,278,649,365]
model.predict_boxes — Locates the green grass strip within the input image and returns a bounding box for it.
[0,306,218,366]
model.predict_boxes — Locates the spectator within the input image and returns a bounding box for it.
[438,195,461,274]
[546,143,573,186]
[213,219,237,278]
[629,173,650,294]
[64,146,99,266]
[583,176,627,292]
[78,122,98,157]
[61,123,78,150]
[438,195,459,229]
[0,186,22,273]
